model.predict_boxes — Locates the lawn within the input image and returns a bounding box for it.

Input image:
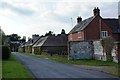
[26,53,117,66]
[0,60,2,79]
[2,54,33,78]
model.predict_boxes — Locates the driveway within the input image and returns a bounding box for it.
[12,52,118,78]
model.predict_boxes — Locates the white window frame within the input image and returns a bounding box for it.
[70,34,72,40]
[78,31,82,38]
[101,31,108,38]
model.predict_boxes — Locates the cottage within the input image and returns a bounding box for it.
[32,34,68,55]
[24,34,39,53]
[19,42,25,53]
[68,7,120,60]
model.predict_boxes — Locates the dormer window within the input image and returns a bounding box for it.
[78,31,82,38]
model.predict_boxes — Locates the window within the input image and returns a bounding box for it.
[78,31,82,38]
[70,34,72,40]
[101,31,108,38]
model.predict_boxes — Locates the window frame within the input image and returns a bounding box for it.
[70,34,72,40]
[101,31,108,38]
[78,31,82,39]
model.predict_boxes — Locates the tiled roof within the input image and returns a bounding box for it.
[25,37,40,46]
[43,35,67,47]
[33,35,67,47]
[69,16,95,34]
[33,36,48,47]
[103,19,120,33]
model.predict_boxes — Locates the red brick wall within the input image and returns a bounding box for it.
[101,20,113,36]
[68,31,84,41]
[68,15,113,41]
[85,16,112,40]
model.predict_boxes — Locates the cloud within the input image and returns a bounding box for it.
[0,0,119,38]
[0,1,34,16]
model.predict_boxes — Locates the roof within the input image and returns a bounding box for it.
[69,16,95,34]
[33,35,68,47]
[43,35,68,47]
[33,36,48,47]
[103,19,120,33]
[25,37,40,46]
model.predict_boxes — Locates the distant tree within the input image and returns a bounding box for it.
[9,34,21,41]
[20,36,26,43]
[8,34,21,52]
[61,29,66,34]
[28,37,32,41]
[45,31,55,36]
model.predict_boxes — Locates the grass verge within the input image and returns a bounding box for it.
[24,53,119,77]
[25,53,117,66]
[2,54,33,78]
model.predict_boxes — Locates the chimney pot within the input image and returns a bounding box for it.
[93,7,100,16]
[77,16,82,23]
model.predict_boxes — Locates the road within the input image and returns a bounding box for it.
[12,52,118,79]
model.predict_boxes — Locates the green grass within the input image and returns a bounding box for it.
[2,54,33,78]
[25,53,117,66]
[0,60,2,79]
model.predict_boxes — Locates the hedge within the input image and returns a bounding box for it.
[2,46,11,60]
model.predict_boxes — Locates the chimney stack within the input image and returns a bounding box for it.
[32,34,39,39]
[77,16,82,23]
[93,7,100,16]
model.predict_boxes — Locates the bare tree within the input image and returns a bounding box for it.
[100,36,115,61]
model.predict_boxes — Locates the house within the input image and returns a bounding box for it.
[24,34,39,53]
[32,34,68,55]
[32,36,48,54]
[19,42,25,53]
[68,7,120,60]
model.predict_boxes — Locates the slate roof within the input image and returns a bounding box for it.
[33,36,48,47]
[69,16,95,34]
[103,19,120,33]
[43,35,68,47]
[33,35,68,47]
[25,37,40,46]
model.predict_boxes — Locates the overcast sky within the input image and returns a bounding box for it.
[0,0,119,39]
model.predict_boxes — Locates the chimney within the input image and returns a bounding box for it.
[93,7,100,16]
[32,34,39,39]
[77,16,82,23]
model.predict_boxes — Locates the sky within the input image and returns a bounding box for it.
[0,0,119,39]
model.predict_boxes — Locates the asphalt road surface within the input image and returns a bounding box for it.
[12,52,119,79]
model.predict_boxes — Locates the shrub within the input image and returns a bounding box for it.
[2,46,11,60]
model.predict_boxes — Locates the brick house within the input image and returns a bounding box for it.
[68,7,120,41]
[68,7,120,60]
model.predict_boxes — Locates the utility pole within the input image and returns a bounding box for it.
[70,18,73,27]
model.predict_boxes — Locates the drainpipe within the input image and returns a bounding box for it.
[99,19,102,39]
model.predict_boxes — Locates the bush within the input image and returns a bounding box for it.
[2,46,11,60]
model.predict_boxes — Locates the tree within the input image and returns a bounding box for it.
[0,29,8,45]
[9,34,21,41]
[8,34,21,52]
[61,29,66,34]
[100,36,115,61]
[20,36,26,43]
[45,31,55,36]
[28,37,32,41]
